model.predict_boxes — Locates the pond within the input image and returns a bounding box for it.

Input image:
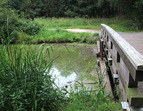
[48,43,98,89]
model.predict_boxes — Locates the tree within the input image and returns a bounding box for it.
[133,0,143,29]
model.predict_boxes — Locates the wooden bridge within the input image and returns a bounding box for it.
[98,24,143,110]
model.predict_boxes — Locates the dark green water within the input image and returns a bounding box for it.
[5,43,97,88]
[48,43,97,88]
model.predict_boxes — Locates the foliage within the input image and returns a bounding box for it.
[0,44,66,111]
[19,19,41,35]
[0,0,140,29]
[35,18,138,32]
[0,43,122,111]
[0,1,19,43]
[0,12,41,43]
[133,0,143,29]
[0,0,41,44]
[61,65,121,111]
[61,81,121,111]
[4,0,136,18]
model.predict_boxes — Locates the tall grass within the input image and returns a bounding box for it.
[61,69,121,111]
[0,44,66,111]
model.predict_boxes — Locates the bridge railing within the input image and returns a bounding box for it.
[100,24,143,107]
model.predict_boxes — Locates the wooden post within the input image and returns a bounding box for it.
[128,74,138,87]
[100,39,104,60]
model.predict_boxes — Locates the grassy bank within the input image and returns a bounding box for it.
[35,18,139,32]
[4,18,141,44]
[30,29,98,44]
[27,17,138,44]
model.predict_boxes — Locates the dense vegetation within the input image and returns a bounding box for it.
[0,0,41,44]
[0,0,132,110]
[0,0,143,43]
[0,44,121,110]
[61,72,121,111]
[0,45,66,111]
[7,0,143,28]
[7,0,143,19]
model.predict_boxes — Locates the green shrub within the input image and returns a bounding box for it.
[0,8,19,43]
[0,7,41,44]
[20,20,41,35]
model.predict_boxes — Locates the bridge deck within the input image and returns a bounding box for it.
[119,32,143,95]
[119,32,143,56]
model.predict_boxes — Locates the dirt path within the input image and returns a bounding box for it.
[65,29,101,34]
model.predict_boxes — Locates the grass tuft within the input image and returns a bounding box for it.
[0,44,66,111]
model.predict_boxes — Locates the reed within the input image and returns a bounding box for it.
[0,44,66,111]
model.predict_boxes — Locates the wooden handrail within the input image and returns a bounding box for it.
[101,24,143,81]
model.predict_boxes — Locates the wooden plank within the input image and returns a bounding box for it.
[118,78,143,107]
[100,61,113,97]
[96,41,100,57]
[101,24,143,70]
[118,65,143,106]
[104,39,118,65]
[109,62,117,84]
[112,59,116,74]
[101,25,143,108]
[101,24,143,82]
[126,87,143,107]
[106,40,138,87]
[100,39,104,60]
[118,79,127,101]
[119,58,137,87]
[119,32,143,56]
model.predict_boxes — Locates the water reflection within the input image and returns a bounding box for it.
[50,67,77,87]
[49,43,97,88]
